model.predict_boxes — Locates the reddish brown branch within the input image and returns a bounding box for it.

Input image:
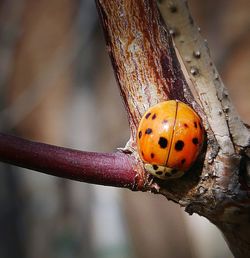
[0,133,139,189]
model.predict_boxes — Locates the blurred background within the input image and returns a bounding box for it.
[0,0,249,257]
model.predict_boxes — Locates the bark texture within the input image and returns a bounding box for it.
[0,0,249,256]
[96,0,250,257]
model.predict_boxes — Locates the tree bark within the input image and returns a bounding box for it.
[96,0,250,257]
[0,0,250,257]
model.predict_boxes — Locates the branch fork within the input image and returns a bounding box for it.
[0,1,250,256]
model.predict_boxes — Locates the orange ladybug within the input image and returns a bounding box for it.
[137,100,204,179]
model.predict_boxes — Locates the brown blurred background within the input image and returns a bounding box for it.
[0,0,249,257]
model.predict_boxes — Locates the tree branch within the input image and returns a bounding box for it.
[0,133,142,189]
[95,0,213,203]
[96,1,250,256]
[157,0,250,149]
[95,0,197,142]
[0,0,250,256]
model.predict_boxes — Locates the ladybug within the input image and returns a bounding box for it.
[137,100,204,179]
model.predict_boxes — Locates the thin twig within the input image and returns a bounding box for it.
[0,133,140,189]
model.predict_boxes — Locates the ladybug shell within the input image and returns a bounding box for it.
[137,100,204,179]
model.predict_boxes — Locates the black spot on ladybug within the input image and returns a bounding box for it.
[138,131,142,139]
[175,140,184,151]
[151,153,155,159]
[156,171,163,175]
[184,123,189,128]
[145,113,151,119]
[199,122,203,130]
[152,113,157,120]
[192,137,199,145]
[162,119,168,124]
[181,158,186,164]
[142,151,145,157]
[158,137,168,148]
[171,169,178,174]
[145,128,152,134]
[153,165,158,170]
[194,121,198,128]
